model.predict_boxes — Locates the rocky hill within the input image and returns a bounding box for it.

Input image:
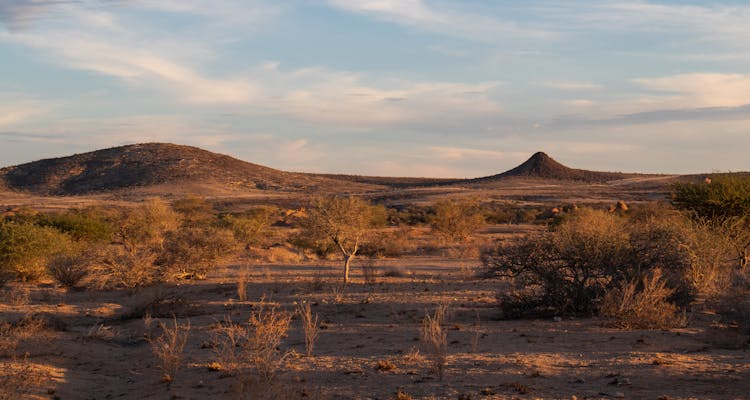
[0,143,375,195]
[475,151,635,183]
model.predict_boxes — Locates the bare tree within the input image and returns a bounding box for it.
[301,196,381,283]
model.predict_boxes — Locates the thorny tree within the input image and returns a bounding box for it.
[301,196,381,283]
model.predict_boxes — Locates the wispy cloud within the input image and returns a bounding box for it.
[634,73,750,109]
[249,63,504,127]
[327,0,554,42]
[533,81,602,91]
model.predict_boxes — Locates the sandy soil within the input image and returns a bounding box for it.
[2,257,748,400]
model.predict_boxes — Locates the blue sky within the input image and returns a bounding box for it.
[1,0,749,177]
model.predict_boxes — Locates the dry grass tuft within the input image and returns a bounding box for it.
[420,303,449,380]
[149,316,191,383]
[297,301,319,356]
[237,272,248,302]
[0,354,47,400]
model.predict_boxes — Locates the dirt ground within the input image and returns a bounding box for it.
[2,256,748,400]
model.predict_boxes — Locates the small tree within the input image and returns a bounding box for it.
[430,197,485,243]
[300,196,382,283]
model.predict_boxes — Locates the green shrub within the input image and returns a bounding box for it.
[0,222,72,280]
[672,174,750,220]
[172,195,216,227]
[40,208,114,243]
[222,207,276,248]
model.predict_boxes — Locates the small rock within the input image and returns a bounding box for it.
[553,316,563,322]
[614,392,625,398]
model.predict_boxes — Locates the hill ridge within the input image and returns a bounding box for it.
[0,142,372,195]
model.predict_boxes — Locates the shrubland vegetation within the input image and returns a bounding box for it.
[481,175,750,329]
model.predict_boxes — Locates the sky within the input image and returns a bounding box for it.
[0,0,749,177]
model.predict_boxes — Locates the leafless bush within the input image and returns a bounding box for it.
[708,269,750,347]
[600,268,686,329]
[150,316,191,383]
[297,301,319,356]
[420,304,448,380]
[212,299,292,384]
[95,247,160,289]
[47,251,90,289]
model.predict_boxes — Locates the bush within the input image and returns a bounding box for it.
[600,268,686,329]
[430,197,485,243]
[672,174,750,220]
[222,207,276,248]
[95,247,160,289]
[157,227,238,279]
[119,198,181,253]
[47,250,91,289]
[39,208,114,243]
[0,222,72,280]
[150,317,190,383]
[172,195,216,227]
[358,226,413,258]
[482,208,702,317]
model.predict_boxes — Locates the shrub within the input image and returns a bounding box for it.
[672,174,750,220]
[600,268,686,329]
[47,250,91,289]
[172,195,216,227]
[39,208,114,243]
[95,247,160,289]
[212,299,292,384]
[0,221,72,280]
[118,198,181,253]
[430,197,485,243]
[223,207,276,248]
[483,208,702,317]
[358,226,413,258]
[157,226,238,279]
[150,317,190,383]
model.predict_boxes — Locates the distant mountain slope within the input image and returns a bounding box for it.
[0,143,375,195]
[475,152,636,183]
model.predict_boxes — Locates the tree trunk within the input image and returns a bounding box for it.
[344,254,353,284]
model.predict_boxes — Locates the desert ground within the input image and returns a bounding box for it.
[1,224,748,400]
